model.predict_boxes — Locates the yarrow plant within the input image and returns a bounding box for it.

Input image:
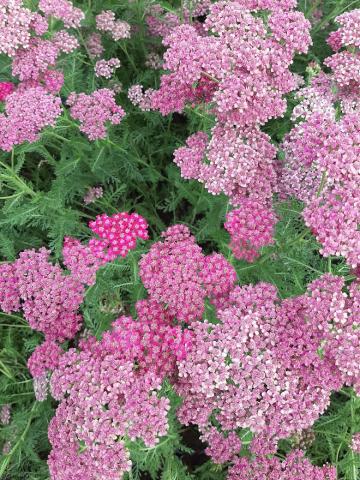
[0,1,360,480]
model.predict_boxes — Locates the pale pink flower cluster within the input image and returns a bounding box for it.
[279,17,360,269]
[303,185,360,268]
[12,38,59,81]
[33,374,49,401]
[0,0,44,57]
[52,30,79,54]
[83,185,103,204]
[228,449,336,480]
[94,58,121,78]
[38,0,84,28]
[291,73,337,122]
[66,89,125,140]
[0,405,11,425]
[0,263,20,313]
[128,84,155,111]
[0,81,15,101]
[14,248,84,341]
[176,275,360,454]
[96,10,131,41]
[86,33,104,59]
[0,0,86,151]
[139,224,237,322]
[324,10,360,87]
[174,126,278,205]
[145,4,181,39]
[280,109,359,268]
[48,319,171,480]
[151,1,311,208]
[224,199,276,262]
[351,433,360,454]
[0,87,62,151]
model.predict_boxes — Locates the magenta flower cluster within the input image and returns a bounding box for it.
[224,199,276,262]
[139,224,237,322]
[88,211,149,260]
[63,212,149,285]
[0,81,14,101]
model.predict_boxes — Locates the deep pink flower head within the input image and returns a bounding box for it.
[0,86,62,151]
[88,211,149,261]
[228,450,336,480]
[14,248,84,341]
[224,200,277,262]
[0,81,15,101]
[67,88,125,140]
[327,30,342,51]
[101,299,193,378]
[27,340,63,378]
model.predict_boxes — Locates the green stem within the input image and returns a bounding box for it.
[0,403,38,477]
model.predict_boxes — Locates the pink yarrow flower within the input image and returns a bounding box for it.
[0,81,15,101]
[96,10,131,40]
[224,200,277,262]
[88,211,149,261]
[38,0,84,28]
[0,87,62,151]
[94,58,121,79]
[67,88,125,140]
